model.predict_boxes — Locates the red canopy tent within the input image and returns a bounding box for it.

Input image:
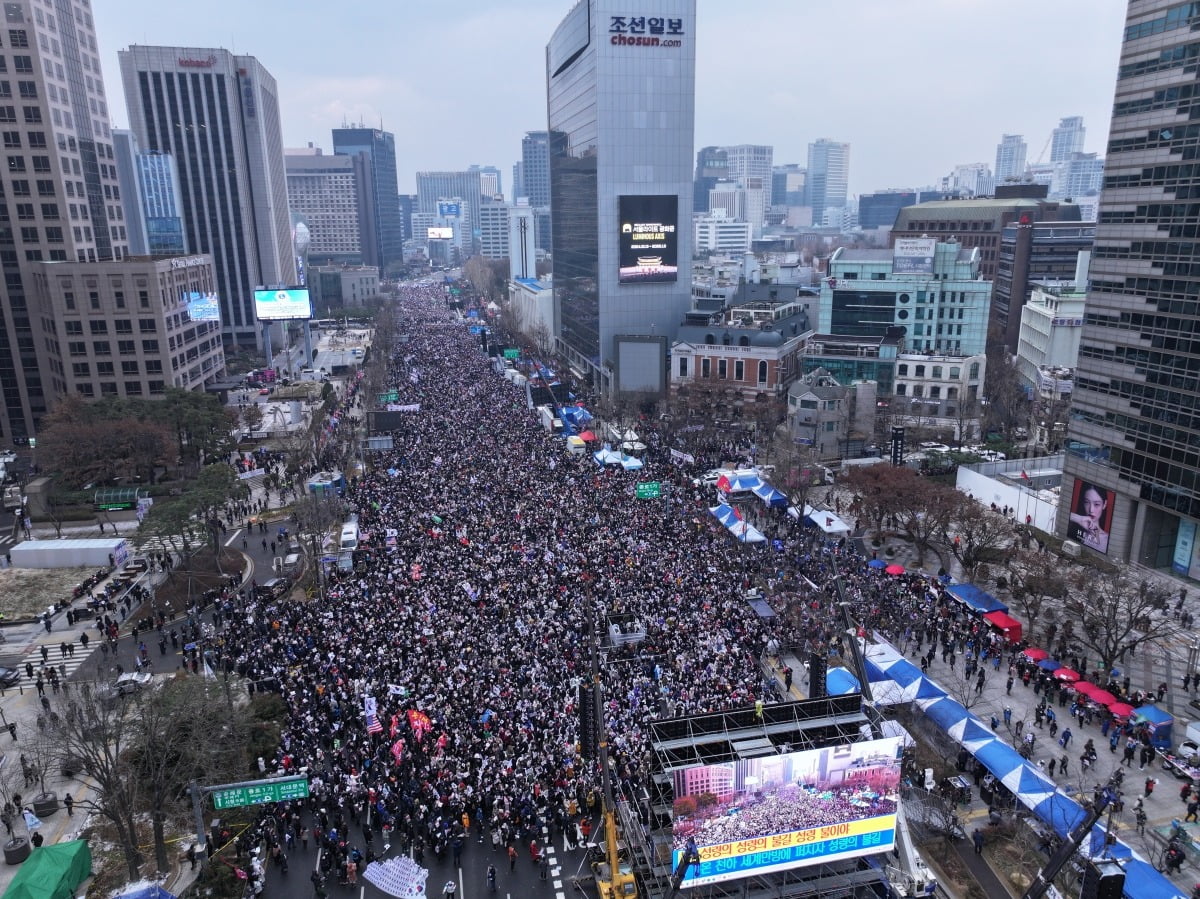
[982,610,1023,644]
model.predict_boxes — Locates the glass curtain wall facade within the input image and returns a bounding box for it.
[1061,0,1200,575]
[547,0,696,389]
[332,128,403,275]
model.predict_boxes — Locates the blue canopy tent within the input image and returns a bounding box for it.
[1122,860,1188,898]
[946,583,1009,614]
[751,482,790,508]
[826,667,860,695]
[114,887,179,899]
[1133,704,1174,750]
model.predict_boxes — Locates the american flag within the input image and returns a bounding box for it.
[366,712,383,735]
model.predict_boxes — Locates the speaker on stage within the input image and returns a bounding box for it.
[809,653,828,698]
[1079,861,1124,899]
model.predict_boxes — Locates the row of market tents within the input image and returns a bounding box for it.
[825,641,1186,899]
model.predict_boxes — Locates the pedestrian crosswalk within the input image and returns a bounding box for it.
[17,638,105,687]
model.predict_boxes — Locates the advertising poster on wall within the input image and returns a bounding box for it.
[184,291,221,322]
[670,737,902,888]
[1173,520,1196,576]
[1066,479,1115,555]
[892,237,938,275]
[618,195,678,284]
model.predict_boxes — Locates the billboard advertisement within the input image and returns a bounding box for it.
[427,227,454,240]
[1172,520,1200,579]
[253,288,312,321]
[437,202,462,218]
[184,291,221,322]
[618,195,678,284]
[892,237,938,275]
[670,737,902,888]
[1066,478,1115,555]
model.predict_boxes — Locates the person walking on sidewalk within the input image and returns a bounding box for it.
[972,828,984,855]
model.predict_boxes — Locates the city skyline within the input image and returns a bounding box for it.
[96,0,1125,198]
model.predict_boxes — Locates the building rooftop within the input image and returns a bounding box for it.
[514,277,549,291]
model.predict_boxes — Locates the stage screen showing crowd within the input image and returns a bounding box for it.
[670,737,903,887]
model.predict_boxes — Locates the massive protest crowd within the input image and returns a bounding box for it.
[205,285,1166,889]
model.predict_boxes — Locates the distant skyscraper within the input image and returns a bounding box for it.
[948,163,994,197]
[693,146,728,213]
[397,195,416,243]
[521,132,552,206]
[547,0,696,391]
[994,134,1028,182]
[512,161,525,203]
[471,165,503,199]
[806,139,850,225]
[113,129,187,257]
[1061,0,1200,571]
[121,46,295,348]
[771,164,806,206]
[1050,116,1086,164]
[416,171,483,252]
[332,128,404,274]
[722,145,773,189]
[285,149,363,265]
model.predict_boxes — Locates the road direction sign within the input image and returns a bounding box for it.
[211,777,310,810]
[635,482,662,499]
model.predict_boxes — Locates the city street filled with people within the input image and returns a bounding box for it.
[193,283,1197,895]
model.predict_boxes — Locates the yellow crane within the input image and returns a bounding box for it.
[586,619,638,899]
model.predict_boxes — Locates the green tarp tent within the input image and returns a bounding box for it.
[2,840,92,899]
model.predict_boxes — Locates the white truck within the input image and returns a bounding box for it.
[2,485,20,511]
[537,405,563,434]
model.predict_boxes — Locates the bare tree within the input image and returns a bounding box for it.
[943,498,1013,582]
[1066,570,1179,676]
[50,682,145,880]
[1004,550,1070,646]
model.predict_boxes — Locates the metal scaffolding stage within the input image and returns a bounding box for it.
[623,694,891,899]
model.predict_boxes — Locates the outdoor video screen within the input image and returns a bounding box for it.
[1066,478,1115,555]
[671,736,902,888]
[254,288,312,321]
[184,291,221,322]
[618,194,678,284]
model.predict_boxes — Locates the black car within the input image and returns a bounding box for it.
[253,577,292,600]
[0,667,21,688]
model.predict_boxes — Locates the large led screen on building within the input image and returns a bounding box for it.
[670,736,902,888]
[618,195,678,284]
[254,288,312,321]
[1066,478,1115,555]
[184,291,221,322]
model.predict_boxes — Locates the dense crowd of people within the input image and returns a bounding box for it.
[207,285,1169,889]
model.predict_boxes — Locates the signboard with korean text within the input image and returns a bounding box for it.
[892,237,938,275]
[619,195,678,284]
[211,777,310,810]
[635,481,661,499]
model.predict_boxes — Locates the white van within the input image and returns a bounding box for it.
[340,521,359,552]
[565,436,587,457]
[282,552,302,575]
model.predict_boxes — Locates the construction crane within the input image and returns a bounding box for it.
[587,618,638,899]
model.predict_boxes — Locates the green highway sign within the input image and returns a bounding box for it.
[502,348,520,360]
[635,481,662,499]
[378,390,399,403]
[211,777,310,810]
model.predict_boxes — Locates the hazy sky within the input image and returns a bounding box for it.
[96,0,1128,197]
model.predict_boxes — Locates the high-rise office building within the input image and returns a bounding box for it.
[693,146,728,213]
[416,170,483,252]
[547,0,696,392]
[471,165,503,199]
[0,2,130,442]
[806,139,850,226]
[285,149,363,265]
[120,47,296,348]
[994,134,1028,182]
[722,145,773,189]
[1050,116,1086,164]
[521,132,551,206]
[398,195,416,243]
[771,164,806,207]
[113,129,187,258]
[332,127,403,275]
[1060,1,1200,573]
